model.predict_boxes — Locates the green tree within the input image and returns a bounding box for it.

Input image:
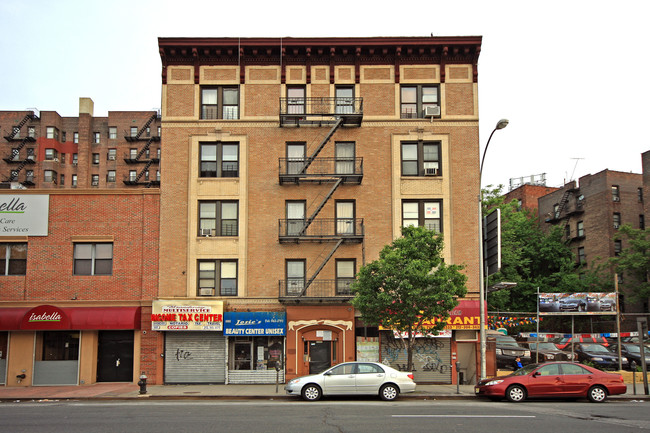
[483,185,609,314]
[350,226,468,371]
[612,224,650,301]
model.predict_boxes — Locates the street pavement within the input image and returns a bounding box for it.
[0,382,648,402]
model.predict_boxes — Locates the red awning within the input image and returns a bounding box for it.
[0,306,141,331]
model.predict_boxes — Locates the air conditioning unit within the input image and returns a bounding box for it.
[108,155,116,161]
[27,155,35,161]
[91,180,99,186]
[201,228,213,237]
[52,158,59,162]
[424,168,439,176]
[613,223,620,229]
[199,288,215,296]
[424,106,441,117]
[613,196,620,202]
[72,162,78,166]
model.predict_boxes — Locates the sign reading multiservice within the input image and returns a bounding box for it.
[224,312,286,336]
[151,300,224,331]
[0,195,49,236]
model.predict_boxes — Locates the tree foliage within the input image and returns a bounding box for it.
[351,226,468,371]
[483,185,610,314]
[612,224,650,301]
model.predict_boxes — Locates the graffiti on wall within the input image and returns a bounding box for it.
[381,336,449,374]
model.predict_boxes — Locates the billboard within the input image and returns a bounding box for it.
[538,292,617,315]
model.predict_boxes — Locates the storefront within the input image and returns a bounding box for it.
[152,300,226,384]
[0,304,141,387]
[224,311,286,384]
[285,305,355,380]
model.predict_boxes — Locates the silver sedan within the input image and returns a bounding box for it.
[284,361,416,401]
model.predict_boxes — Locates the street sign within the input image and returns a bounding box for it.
[483,208,501,276]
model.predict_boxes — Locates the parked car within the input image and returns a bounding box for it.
[555,336,609,350]
[609,343,650,369]
[284,361,416,401]
[572,343,629,370]
[475,362,627,403]
[523,341,576,363]
[559,297,587,312]
[495,335,531,369]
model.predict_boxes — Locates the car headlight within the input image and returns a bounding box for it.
[288,378,301,385]
[546,354,555,360]
[621,357,628,362]
[495,348,502,355]
[590,357,604,361]
[485,380,504,386]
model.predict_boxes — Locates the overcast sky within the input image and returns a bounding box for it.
[1,0,648,189]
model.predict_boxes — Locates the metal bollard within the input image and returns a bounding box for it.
[138,372,148,395]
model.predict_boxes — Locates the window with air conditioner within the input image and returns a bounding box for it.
[198,260,237,296]
[401,141,441,176]
[199,201,238,236]
[400,85,440,118]
[91,175,99,186]
[613,213,621,229]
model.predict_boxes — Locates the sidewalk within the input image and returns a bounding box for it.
[0,383,647,402]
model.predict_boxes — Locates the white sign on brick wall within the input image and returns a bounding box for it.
[0,195,49,236]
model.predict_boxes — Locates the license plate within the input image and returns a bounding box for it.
[474,387,480,394]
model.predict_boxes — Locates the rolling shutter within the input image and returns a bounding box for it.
[380,331,452,383]
[164,332,226,384]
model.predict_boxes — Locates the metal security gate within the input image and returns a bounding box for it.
[380,331,452,383]
[164,332,226,384]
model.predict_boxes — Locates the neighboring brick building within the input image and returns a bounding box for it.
[538,170,648,325]
[0,98,161,190]
[0,191,160,387]
[156,36,483,385]
[504,183,558,216]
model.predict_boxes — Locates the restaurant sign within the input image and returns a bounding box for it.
[223,312,286,336]
[151,300,224,331]
[20,305,70,330]
[380,300,482,331]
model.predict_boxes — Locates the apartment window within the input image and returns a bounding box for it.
[108,148,117,161]
[73,243,112,275]
[402,200,442,232]
[157,126,161,137]
[93,132,100,144]
[71,175,77,187]
[198,260,237,296]
[614,240,622,257]
[286,260,306,295]
[156,170,161,182]
[44,148,57,160]
[107,170,116,183]
[638,188,643,202]
[613,213,621,229]
[60,174,65,185]
[401,141,440,176]
[0,243,27,275]
[109,127,117,139]
[92,153,100,165]
[640,214,645,230]
[10,148,19,161]
[61,153,65,163]
[287,86,306,114]
[128,127,137,138]
[46,127,59,140]
[145,127,151,137]
[198,201,238,236]
[61,132,66,142]
[73,132,79,143]
[612,185,620,202]
[200,86,239,119]
[28,127,35,138]
[336,201,355,235]
[129,170,137,182]
[12,127,20,139]
[577,247,586,264]
[286,201,306,236]
[72,153,78,164]
[156,148,161,160]
[129,148,138,160]
[199,142,239,177]
[335,86,355,114]
[25,170,34,182]
[336,259,356,295]
[43,170,57,183]
[91,174,99,186]
[577,221,584,237]
[400,85,439,118]
[286,143,306,174]
[335,142,355,174]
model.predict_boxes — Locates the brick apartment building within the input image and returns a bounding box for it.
[156,36,484,385]
[538,169,649,327]
[0,101,162,387]
[504,182,558,217]
[0,98,161,190]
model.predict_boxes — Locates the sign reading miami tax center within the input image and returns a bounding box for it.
[0,195,49,236]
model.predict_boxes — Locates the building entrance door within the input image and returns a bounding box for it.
[308,341,331,374]
[97,331,134,382]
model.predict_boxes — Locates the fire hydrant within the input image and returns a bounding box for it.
[138,373,148,395]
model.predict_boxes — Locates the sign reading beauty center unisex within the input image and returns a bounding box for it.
[151,300,224,331]
[223,312,286,336]
[0,195,49,236]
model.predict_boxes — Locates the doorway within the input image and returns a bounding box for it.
[97,331,134,382]
[308,341,332,374]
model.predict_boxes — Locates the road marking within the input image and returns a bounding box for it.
[393,415,536,418]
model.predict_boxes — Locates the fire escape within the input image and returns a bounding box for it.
[123,113,161,187]
[277,97,364,302]
[3,113,38,187]
[544,185,584,242]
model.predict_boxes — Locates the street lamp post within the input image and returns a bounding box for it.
[479,118,509,380]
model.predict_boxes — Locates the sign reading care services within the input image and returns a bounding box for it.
[0,195,49,236]
[151,300,224,331]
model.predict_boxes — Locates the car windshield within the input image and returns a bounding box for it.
[581,344,610,353]
[511,364,539,376]
[497,338,521,347]
[624,345,650,353]
[529,342,557,350]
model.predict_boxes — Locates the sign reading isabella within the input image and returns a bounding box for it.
[20,305,71,330]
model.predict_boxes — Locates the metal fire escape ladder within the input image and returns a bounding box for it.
[133,160,154,182]
[299,239,344,297]
[4,114,36,140]
[299,117,343,173]
[134,137,155,161]
[134,114,158,140]
[298,177,343,236]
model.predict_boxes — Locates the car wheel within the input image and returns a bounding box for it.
[301,384,322,401]
[588,385,607,403]
[505,385,526,402]
[379,384,399,401]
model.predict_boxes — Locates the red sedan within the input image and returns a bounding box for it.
[475,362,626,403]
